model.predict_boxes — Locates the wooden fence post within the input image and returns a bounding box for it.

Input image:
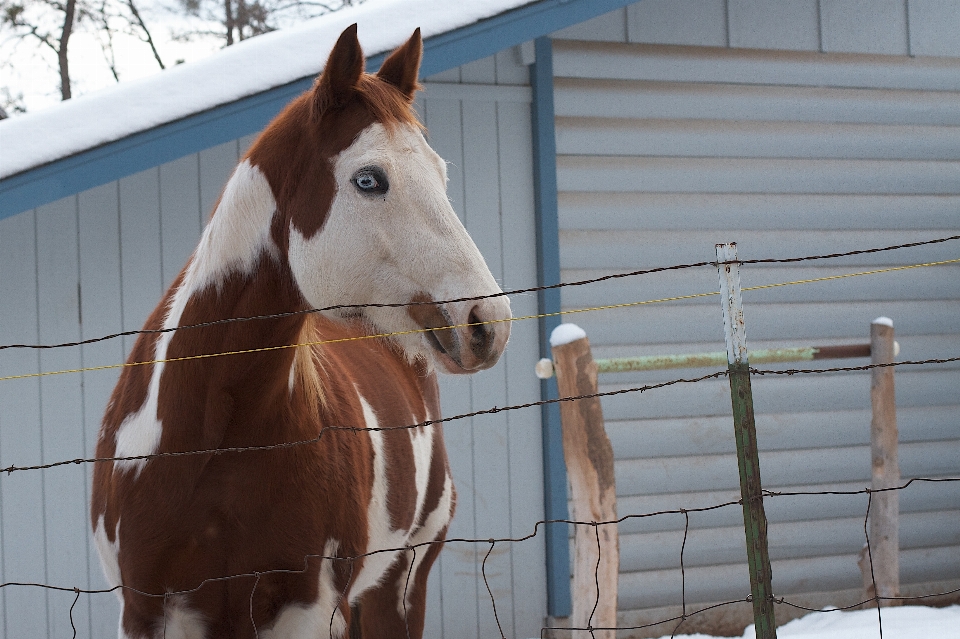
[860,317,900,604]
[550,323,618,638]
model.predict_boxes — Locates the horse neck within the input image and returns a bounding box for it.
[162,160,311,405]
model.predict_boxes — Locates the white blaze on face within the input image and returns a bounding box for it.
[113,162,277,474]
[286,122,508,367]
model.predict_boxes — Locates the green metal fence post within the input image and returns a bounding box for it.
[717,242,778,639]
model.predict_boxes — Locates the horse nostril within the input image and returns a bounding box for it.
[468,308,493,360]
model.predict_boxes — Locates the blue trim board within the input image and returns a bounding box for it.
[531,35,571,618]
[0,0,638,218]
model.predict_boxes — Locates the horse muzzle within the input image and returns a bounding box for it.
[408,294,512,374]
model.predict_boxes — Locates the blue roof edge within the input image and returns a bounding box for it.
[0,0,636,219]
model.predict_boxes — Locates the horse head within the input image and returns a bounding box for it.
[247,25,512,373]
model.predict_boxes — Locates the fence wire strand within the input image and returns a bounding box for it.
[1,233,957,353]
[2,256,958,385]
[3,356,957,475]
[863,490,885,639]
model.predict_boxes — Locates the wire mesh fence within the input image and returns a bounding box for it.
[0,235,958,638]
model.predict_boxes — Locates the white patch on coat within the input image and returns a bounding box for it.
[286,122,506,367]
[408,420,433,528]
[188,160,279,291]
[93,514,122,601]
[160,595,208,639]
[347,395,409,600]
[347,393,452,617]
[261,539,347,639]
[397,472,453,618]
[113,161,277,474]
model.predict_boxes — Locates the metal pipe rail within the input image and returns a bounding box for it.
[595,343,878,373]
[535,342,900,378]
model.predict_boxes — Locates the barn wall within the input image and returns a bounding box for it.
[553,0,960,58]
[0,135,254,639]
[0,48,545,638]
[551,1,960,635]
[419,49,547,639]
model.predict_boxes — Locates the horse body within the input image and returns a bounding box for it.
[91,26,509,638]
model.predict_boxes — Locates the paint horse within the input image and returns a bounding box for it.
[91,25,511,638]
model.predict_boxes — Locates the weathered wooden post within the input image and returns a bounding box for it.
[859,317,901,604]
[550,323,618,638]
[717,243,777,639]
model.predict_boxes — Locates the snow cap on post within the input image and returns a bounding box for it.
[550,323,586,347]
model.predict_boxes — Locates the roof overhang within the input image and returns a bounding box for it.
[0,0,636,219]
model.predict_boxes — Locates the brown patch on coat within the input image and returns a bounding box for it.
[246,25,423,248]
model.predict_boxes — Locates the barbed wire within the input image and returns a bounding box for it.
[1,233,956,353]
[0,370,729,474]
[3,477,958,639]
[2,256,957,384]
[2,356,957,475]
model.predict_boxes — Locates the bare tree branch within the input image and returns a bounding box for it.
[125,0,163,68]
[93,0,119,80]
[171,0,361,49]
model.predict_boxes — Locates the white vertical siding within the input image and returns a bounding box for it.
[555,0,960,59]
[728,0,821,52]
[0,136,253,638]
[420,52,547,638]
[909,0,960,57]
[820,0,909,55]
[0,209,46,638]
[551,3,960,632]
[77,182,126,637]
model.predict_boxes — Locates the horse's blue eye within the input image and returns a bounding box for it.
[352,167,388,196]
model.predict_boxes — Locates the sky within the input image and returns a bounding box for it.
[0,0,333,115]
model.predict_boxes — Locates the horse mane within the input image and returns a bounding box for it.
[292,312,330,416]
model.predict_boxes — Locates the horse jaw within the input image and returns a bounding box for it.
[286,121,511,373]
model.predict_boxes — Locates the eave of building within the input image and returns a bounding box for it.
[0,0,637,220]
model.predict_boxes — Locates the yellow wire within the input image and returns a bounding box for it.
[1,257,956,383]
[741,258,960,292]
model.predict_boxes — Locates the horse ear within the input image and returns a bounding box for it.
[376,28,422,100]
[314,23,365,117]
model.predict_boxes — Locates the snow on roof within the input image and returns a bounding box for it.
[0,0,538,180]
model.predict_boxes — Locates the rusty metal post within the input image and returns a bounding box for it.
[717,243,777,639]
[864,317,901,604]
[550,323,618,639]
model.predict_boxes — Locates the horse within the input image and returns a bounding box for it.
[90,25,511,638]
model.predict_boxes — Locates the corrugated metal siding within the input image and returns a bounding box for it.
[551,28,960,626]
[0,49,545,637]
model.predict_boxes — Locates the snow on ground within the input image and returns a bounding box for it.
[656,605,960,639]
[0,0,538,180]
